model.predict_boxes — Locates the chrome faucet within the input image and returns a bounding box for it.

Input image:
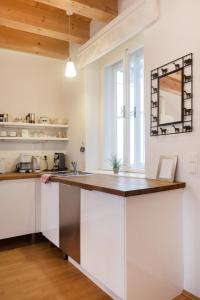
[71,161,78,175]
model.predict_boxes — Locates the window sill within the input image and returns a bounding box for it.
[91,169,145,178]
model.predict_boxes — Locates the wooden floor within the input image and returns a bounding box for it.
[0,237,196,300]
[174,295,190,300]
[0,240,111,300]
[173,291,199,300]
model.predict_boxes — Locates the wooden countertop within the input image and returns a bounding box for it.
[51,174,185,197]
[0,172,41,181]
[0,172,185,197]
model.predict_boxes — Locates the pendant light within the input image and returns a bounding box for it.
[65,9,77,78]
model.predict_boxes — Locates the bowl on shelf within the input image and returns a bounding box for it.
[39,117,49,124]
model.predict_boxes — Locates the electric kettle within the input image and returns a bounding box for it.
[33,156,41,173]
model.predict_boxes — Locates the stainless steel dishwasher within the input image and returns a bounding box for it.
[59,184,80,263]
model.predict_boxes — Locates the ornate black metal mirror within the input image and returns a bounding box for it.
[151,53,193,136]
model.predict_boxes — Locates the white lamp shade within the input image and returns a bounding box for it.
[65,60,77,78]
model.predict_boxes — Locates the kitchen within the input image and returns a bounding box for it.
[0,1,200,300]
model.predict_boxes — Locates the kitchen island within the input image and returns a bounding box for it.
[50,173,185,196]
[0,172,185,300]
[0,171,185,195]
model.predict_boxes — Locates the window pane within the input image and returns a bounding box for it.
[140,65,145,166]
[113,63,124,163]
[128,50,144,169]
[140,113,145,165]
[130,116,135,165]
[117,70,124,117]
[117,118,124,161]
[140,61,144,113]
[129,63,135,114]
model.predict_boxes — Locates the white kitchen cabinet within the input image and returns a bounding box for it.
[125,190,183,300]
[81,189,125,299]
[0,179,36,239]
[80,188,183,300]
[41,182,59,247]
[35,179,41,233]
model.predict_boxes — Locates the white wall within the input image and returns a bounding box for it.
[118,0,137,13]
[83,62,101,171]
[90,0,139,37]
[0,49,85,171]
[62,69,86,171]
[144,0,200,296]
[90,21,105,37]
[0,49,67,119]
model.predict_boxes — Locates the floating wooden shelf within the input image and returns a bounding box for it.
[0,122,69,129]
[0,137,69,142]
[0,122,69,142]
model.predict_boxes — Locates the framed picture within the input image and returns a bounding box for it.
[156,155,178,182]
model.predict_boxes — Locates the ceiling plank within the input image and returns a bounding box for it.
[160,77,181,96]
[0,26,69,59]
[35,0,118,22]
[0,0,90,44]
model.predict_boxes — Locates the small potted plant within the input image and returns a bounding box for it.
[109,154,122,174]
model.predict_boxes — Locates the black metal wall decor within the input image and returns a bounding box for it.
[150,53,193,136]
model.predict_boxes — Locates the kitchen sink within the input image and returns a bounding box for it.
[51,171,92,177]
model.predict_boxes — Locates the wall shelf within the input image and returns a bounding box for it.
[0,122,69,142]
[0,122,68,129]
[0,137,69,142]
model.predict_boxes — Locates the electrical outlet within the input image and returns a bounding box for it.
[188,152,198,175]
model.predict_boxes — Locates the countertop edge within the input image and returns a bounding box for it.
[51,177,186,197]
[0,173,41,180]
[124,182,186,197]
[0,172,186,197]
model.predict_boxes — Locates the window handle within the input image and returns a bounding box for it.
[121,105,126,118]
[134,106,137,118]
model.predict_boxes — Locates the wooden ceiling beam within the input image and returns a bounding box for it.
[0,0,90,45]
[160,77,181,95]
[35,0,118,22]
[0,26,69,59]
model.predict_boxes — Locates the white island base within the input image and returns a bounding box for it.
[78,188,183,300]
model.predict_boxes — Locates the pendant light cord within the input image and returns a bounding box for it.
[67,9,72,60]
[65,8,77,78]
[68,11,70,40]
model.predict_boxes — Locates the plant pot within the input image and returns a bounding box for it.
[113,167,119,174]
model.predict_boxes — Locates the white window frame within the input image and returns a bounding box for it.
[126,48,144,171]
[103,47,144,172]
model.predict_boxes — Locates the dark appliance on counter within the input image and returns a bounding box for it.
[53,153,66,171]
[59,184,80,263]
[0,114,8,122]
[26,113,35,124]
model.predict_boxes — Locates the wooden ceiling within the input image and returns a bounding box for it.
[0,0,118,59]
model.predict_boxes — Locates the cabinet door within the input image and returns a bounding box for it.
[35,179,41,233]
[81,189,125,299]
[0,180,36,239]
[41,182,59,247]
[60,184,80,263]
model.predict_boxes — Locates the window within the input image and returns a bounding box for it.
[103,48,144,171]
